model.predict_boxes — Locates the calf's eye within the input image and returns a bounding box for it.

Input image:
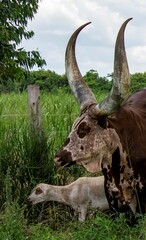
[35,187,43,195]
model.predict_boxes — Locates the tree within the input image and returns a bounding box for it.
[0,0,46,83]
[26,69,68,91]
[130,72,146,92]
[84,69,112,93]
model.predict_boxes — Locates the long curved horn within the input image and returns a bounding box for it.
[99,18,132,112]
[65,22,97,111]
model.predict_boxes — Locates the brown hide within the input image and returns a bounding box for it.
[108,89,146,178]
[107,89,146,211]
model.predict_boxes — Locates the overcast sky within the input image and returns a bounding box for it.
[21,0,146,77]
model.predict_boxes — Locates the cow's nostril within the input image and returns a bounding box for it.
[54,157,62,164]
[54,150,73,166]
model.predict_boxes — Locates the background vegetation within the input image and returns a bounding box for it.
[1,68,146,93]
[0,87,146,239]
[0,0,46,86]
[1,0,146,239]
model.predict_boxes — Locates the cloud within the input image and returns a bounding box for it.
[21,0,146,76]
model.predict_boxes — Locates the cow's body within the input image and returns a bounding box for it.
[103,89,146,212]
[54,19,146,214]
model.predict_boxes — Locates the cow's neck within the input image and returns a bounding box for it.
[102,127,136,204]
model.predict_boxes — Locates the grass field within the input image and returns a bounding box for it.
[0,90,146,240]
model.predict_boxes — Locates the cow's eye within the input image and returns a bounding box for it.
[98,117,106,128]
[77,122,91,138]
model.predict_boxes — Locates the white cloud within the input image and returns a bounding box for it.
[21,0,146,76]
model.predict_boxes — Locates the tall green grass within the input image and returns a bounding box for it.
[0,90,146,239]
[0,203,146,240]
[0,90,88,220]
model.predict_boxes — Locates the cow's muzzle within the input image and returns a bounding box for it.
[54,150,76,167]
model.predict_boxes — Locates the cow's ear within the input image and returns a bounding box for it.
[98,117,107,129]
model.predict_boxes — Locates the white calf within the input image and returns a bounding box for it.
[28,176,137,221]
[28,176,111,221]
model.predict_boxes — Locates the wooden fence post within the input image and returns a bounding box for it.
[27,85,42,133]
[27,85,48,181]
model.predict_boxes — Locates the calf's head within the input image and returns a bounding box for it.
[28,184,48,205]
[54,18,132,172]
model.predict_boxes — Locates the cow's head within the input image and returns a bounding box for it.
[54,18,132,172]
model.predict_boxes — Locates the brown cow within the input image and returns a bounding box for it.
[54,18,146,213]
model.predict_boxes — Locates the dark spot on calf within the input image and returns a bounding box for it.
[35,187,43,195]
